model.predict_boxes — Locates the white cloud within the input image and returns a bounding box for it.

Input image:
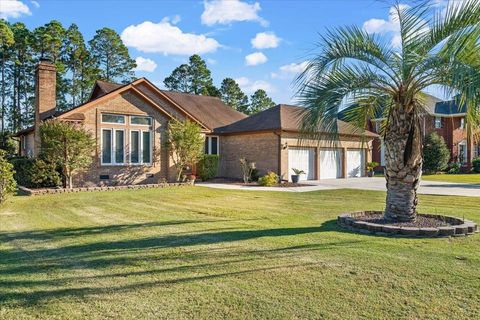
[201,0,268,26]
[245,52,267,66]
[0,0,31,19]
[363,0,430,48]
[271,61,308,79]
[134,57,157,72]
[121,20,221,55]
[206,58,217,65]
[235,77,275,93]
[251,32,281,49]
[30,0,39,8]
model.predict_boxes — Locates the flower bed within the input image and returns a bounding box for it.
[337,211,478,237]
[17,181,194,196]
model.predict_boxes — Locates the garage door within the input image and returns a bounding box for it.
[320,149,342,179]
[347,149,365,178]
[288,147,315,181]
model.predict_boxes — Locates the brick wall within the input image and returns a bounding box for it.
[72,90,174,186]
[218,132,279,179]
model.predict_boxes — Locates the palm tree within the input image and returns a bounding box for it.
[296,1,480,222]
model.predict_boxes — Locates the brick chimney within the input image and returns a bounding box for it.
[34,58,56,155]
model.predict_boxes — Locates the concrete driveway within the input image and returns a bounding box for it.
[306,177,480,197]
[198,177,480,197]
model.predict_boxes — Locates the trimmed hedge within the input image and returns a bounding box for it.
[10,157,61,188]
[197,154,219,181]
[473,157,480,173]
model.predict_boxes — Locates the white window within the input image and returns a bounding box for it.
[460,118,465,129]
[101,129,125,165]
[130,130,152,165]
[205,136,219,155]
[434,117,442,129]
[102,114,125,124]
[130,116,152,126]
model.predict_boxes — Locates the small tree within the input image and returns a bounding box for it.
[166,119,204,181]
[423,132,450,174]
[239,158,255,184]
[40,120,95,189]
[0,150,16,204]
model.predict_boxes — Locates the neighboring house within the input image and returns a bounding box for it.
[15,60,375,186]
[359,94,479,169]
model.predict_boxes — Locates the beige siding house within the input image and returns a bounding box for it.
[15,60,376,186]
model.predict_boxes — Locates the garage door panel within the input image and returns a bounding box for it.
[320,149,342,179]
[288,148,315,181]
[347,149,365,178]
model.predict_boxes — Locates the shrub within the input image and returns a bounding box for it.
[423,132,450,173]
[258,171,279,186]
[447,162,461,174]
[472,157,480,173]
[0,150,16,204]
[198,154,219,180]
[10,157,61,188]
[239,158,256,184]
[250,168,260,182]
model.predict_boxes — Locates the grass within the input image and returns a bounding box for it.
[0,187,479,319]
[422,173,480,184]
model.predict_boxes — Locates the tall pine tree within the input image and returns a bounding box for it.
[219,78,249,113]
[249,89,275,114]
[0,20,14,133]
[89,28,136,83]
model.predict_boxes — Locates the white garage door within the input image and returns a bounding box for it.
[347,149,365,178]
[288,147,315,181]
[320,149,342,179]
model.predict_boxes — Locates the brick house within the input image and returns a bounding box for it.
[15,60,376,186]
[363,94,480,169]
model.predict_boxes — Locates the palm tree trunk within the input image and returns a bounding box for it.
[384,105,423,222]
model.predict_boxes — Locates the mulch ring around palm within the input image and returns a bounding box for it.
[337,211,478,238]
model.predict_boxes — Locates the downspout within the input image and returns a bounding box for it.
[273,131,282,180]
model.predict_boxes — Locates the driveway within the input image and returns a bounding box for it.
[198,177,480,197]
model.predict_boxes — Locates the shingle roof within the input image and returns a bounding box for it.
[160,90,247,130]
[434,99,466,115]
[215,104,377,137]
[89,80,123,101]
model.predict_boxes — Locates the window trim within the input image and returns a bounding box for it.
[458,140,467,164]
[460,117,465,130]
[129,129,152,166]
[130,115,152,126]
[113,129,126,165]
[101,113,126,125]
[101,128,126,166]
[205,136,219,155]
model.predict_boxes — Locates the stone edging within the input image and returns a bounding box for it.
[17,182,194,196]
[337,211,478,237]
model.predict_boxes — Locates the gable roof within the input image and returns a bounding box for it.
[89,80,123,101]
[215,104,377,137]
[160,90,247,130]
[434,99,466,115]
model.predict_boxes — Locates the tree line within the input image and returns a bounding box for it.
[163,54,276,115]
[0,19,276,136]
[0,19,136,133]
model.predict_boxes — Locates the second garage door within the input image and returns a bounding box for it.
[320,149,342,179]
[288,147,315,181]
[347,149,365,178]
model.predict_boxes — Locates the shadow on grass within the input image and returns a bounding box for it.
[0,219,354,306]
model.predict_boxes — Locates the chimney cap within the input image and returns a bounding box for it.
[39,57,53,64]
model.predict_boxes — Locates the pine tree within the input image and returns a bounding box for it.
[164,64,192,93]
[219,78,249,112]
[163,54,217,96]
[249,89,275,114]
[0,20,14,133]
[89,28,136,83]
[62,24,98,108]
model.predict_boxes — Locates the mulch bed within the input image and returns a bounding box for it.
[206,178,314,188]
[356,212,449,228]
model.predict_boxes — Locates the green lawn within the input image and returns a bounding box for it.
[0,187,479,319]
[422,173,480,184]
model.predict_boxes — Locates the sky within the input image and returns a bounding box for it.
[0,0,451,104]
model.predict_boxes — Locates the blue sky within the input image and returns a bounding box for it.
[1,0,449,103]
